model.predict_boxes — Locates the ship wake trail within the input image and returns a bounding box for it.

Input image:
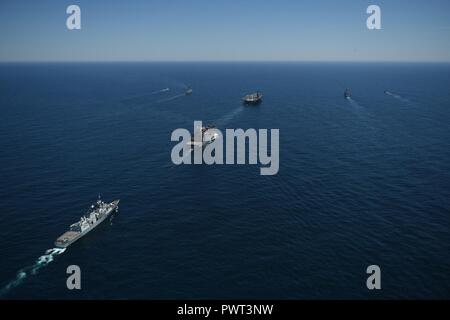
[156,93,185,104]
[121,88,170,104]
[0,248,66,297]
[347,97,364,109]
[386,91,409,103]
[346,98,379,132]
[347,98,374,120]
[216,106,243,127]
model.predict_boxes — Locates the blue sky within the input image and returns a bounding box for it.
[0,0,449,62]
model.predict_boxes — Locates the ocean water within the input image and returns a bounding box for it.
[0,62,449,299]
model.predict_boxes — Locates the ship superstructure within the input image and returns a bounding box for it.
[54,197,119,248]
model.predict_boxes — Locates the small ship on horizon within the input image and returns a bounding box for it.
[54,197,120,248]
[344,88,352,99]
[243,91,263,104]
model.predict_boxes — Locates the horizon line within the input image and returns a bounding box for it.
[1,60,450,64]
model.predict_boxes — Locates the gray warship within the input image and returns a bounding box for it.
[187,124,219,148]
[344,88,352,99]
[55,197,120,248]
[243,91,263,104]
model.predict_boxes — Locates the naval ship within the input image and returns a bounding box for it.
[344,88,352,99]
[188,124,219,148]
[55,197,120,248]
[242,91,263,104]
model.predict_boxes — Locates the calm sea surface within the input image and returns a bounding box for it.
[0,62,449,299]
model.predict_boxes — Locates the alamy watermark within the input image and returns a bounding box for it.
[367,5,381,30]
[65,4,380,31]
[171,121,279,176]
[366,265,381,290]
[66,5,81,30]
[66,265,81,290]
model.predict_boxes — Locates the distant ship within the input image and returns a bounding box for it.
[185,87,193,95]
[188,125,219,148]
[243,91,263,104]
[344,88,352,99]
[55,197,120,248]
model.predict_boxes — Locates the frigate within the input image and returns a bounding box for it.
[54,197,120,248]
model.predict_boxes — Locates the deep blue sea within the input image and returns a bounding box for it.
[0,62,449,299]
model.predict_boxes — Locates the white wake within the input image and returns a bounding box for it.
[121,88,170,103]
[156,93,185,104]
[347,97,364,109]
[216,106,243,127]
[0,248,66,297]
[385,91,409,103]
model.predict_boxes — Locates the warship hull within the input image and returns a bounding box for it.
[55,200,119,248]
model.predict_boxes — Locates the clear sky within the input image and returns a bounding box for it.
[1,0,449,62]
